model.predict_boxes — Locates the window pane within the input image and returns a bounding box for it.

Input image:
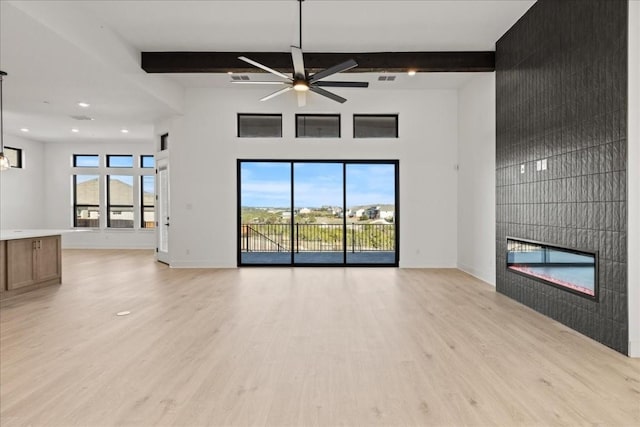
[141,155,155,168]
[141,175,155,229]
[142,206,155,228]
[74,174,100,228]
[5,147,22,168]
[108,175,134,228]
[354,115,398,138]
[107,155,134,168]
[160,133,168,151]
[74,154,99,167]
[296,115,340,138]
[75,175,100,205]
[238,114,282,137]
[108,206,134,229]
[75,206,100,228]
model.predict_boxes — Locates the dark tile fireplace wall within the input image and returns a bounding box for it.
[495,0,628,353]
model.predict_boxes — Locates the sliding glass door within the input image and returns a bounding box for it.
[239,162,292,265]
[293,162,344,265]
[238,160,398,267]
[345,163,397,265]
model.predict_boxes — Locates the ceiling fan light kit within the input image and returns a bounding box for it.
[233,0,368,106]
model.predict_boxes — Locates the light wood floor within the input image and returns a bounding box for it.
[1,250,638,427]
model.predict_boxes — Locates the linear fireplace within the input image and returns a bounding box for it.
[506,238,598,300]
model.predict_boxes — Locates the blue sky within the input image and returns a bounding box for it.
[240,162,395,208]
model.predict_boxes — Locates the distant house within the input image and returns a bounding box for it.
[299,208,311,214]
[365,206,380,219]
[379,210,394,220]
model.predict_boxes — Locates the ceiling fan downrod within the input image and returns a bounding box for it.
[299,0,304,50]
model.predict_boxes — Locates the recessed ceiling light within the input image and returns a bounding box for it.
[20,128,29,132]
[121,129,129,133]
[78,102,90,108]
[71,128,79,133]
[407,70,417,76]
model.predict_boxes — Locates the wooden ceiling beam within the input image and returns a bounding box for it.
[141,51,495,73]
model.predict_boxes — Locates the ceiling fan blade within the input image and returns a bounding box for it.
[291,46,306,79]
[297,92,307,107]
[309,86,347,104]
[314,81,369,88]
[238,56,292,81]
[308,59,358,84]
[230,81,290,85]
[260,86,293,102]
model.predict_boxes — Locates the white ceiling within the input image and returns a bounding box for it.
[0,0,535,144]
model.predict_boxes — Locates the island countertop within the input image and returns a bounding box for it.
[0,229,84,241]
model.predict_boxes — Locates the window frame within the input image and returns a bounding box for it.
[353,114,399,138]
[295,114,341,138]
[73,174,101,228]
[160,133,169,151]
[73,154,100,168]
[106,154,134,168]
[106,175,135,229]
[237,113,283,138]
[140,175,156,229]
[4,146,22,168]
[140,155,155,168]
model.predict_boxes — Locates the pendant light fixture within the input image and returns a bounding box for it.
[0,71,10,171]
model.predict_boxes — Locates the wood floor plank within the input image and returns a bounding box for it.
[1,250,638,426]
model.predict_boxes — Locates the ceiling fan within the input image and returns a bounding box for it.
[231,0,368,107]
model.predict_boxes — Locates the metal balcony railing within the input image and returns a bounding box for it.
[241,223,395,253]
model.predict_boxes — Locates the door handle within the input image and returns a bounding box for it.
[164,223,170,227]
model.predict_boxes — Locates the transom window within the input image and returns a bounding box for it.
[4,147,22,168]
[107,155,134,168]
[73,154,99,167]
[238,114,282,138]
[353,114,399,138]
[296,114,341,138]
[141,155,155,168]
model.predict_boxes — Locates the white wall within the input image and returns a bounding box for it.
[628,0,639,358]
[43,140,156,249]
[0,134,46,229]
[457,74,496,285]
[166,88,459,268]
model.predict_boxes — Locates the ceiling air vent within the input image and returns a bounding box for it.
[378,75,396,81]
[70,115,94,121]
[230,75,250,81]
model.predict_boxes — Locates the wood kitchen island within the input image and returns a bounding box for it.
[0,230,77,300]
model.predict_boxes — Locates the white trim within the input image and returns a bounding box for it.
[458,264,496,287]
[628,0,640,358]
[169,261,235,269]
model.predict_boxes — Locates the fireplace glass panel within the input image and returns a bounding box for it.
[506,238,597,299]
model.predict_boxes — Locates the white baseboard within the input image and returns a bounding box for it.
[62,244,155,250]
[457,263,496,286]
[169,260,235,268]
[629,341,640,358]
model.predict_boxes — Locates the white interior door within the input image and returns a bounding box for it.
[156,159,170,264]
